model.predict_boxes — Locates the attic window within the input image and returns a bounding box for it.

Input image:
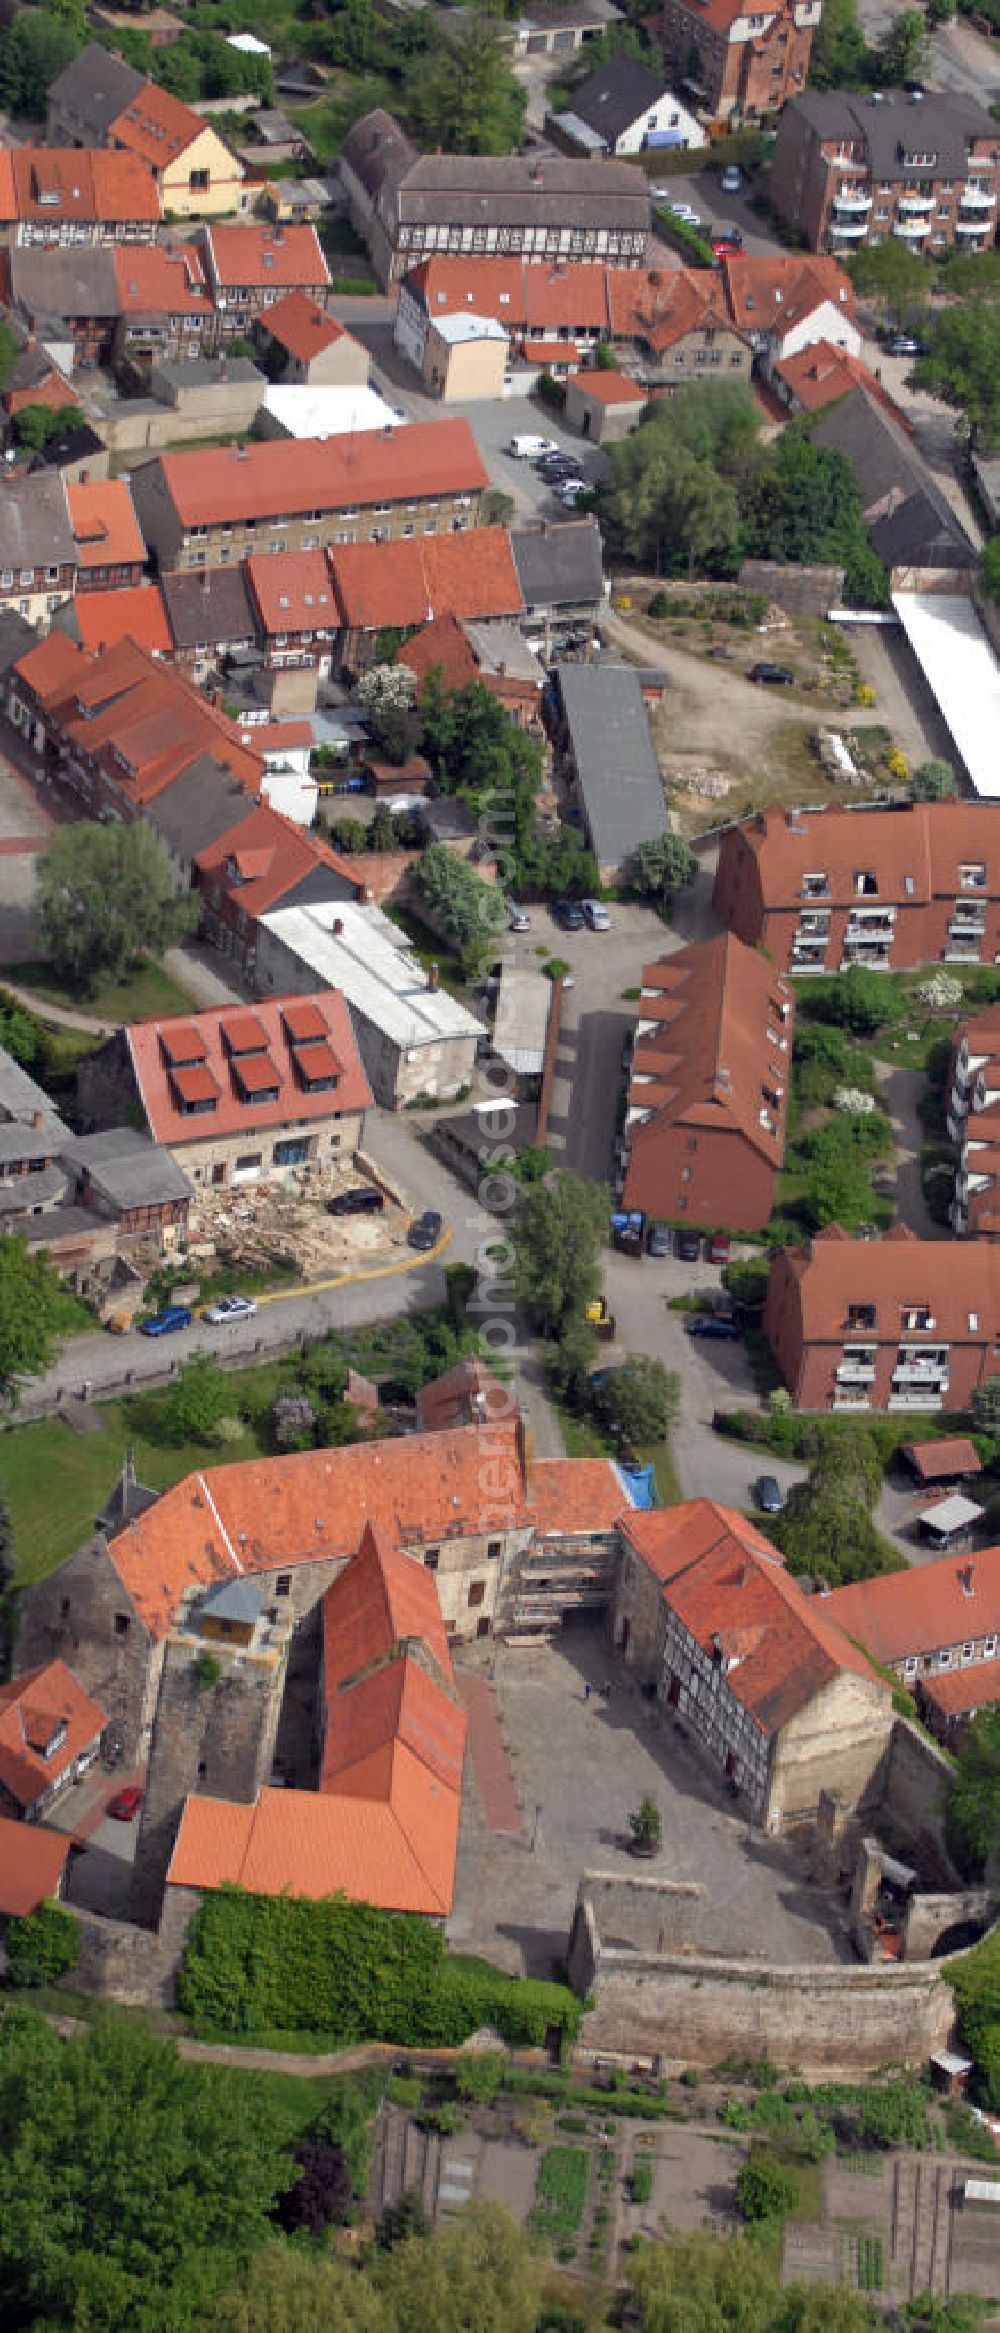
[901,1306,933,1331]
[969,1312,979,1332]
[30,1718,67,1761]
[848,1302,876,1329]
[853,871,878,896]
[904,875,915,895]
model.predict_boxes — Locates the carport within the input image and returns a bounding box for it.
[892,593,1000,800]
[917,1491,984,1546]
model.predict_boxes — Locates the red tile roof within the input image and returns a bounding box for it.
[622,1499,885,1735]
[166,1774,457,1915]
[623,933,794,1197]
[11,146,160,226]
[826,1545,1000,1667]
[607,264,734,354]
[904,1438,982,1484]
[125,988,371,1150]
[415,1357,513,1434]
[14,629,87,701]
[66,478,144,570]
[771,1227,1000,1354]
[0,1812,70,1918]
[773,340,907,422]
[720,254,857,336]
[157,420,488,528]
[0,152,14,224]
[206,222,329,292]
[531,1456,631,1536]
[408,255,611,334]
[574,369,645,406]
[728,801,1000,917]
[110,79,211,167]
[0,1660,106,1812]
[919,1663,1000,1721]
[196,801,363,917]
[112,241,212,318]
[328,527,521,631]
[32,635,264,806]
[244,547,336,637]
[260,290,351,361]
[399,613,480,694]
[72,585,171,658]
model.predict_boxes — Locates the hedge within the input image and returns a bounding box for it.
[947,1925,1000,2106]
[176,1887,581,2050]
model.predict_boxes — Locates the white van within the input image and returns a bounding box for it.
[509,433,557,459]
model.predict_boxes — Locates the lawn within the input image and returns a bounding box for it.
[7,958,199,1025]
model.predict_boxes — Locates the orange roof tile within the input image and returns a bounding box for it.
[771,1229,1000,1355]
[574,368,645,406]
[623,933,794,1206]
[17,633,263,804]
[14,629,86,700]
[207,222,329,292]
[0,151,14,223]
[415,1357,514,1435]
[0,1813,70,1918]
[110,79,210,167]
[0,1660,107,1813]
[196,802,363,916]
[126,988,371,1150]
[167,1775,461,1915]
[623,1499,884,1735]
[113,241,212,318]
[919,1663,1000,1720]
[904,1438,982,1484]
[399,613,480,694]
[5,366,77,419]
[721,254,857,336]
[11,146,159,225]
[156,420,488,528]
[826,1545,1000,1667]
[607,264,735,355]
[73,585,172,658]
[328,527,521,632]
[531,1456,629,1536]
[66,478,144,570]
[244,547,335,637]
[522,340,582,364]
[729,800,1000,917]
[773,339,907,422]
[261,290,351,362]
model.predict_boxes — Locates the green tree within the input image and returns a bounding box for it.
[854,2081,930,2149]
[946,1706,1000,1879]
[0,7,85,115]
[454,2050,507,2102]
[512,1169,608,1338]
[37,821,195,994]
[807,966,896,1036]
[545,1311,597,1407]
[909,757,956,800]
[12,402,83,451]
[876,5,928,82]
[913,302,1000,448]
[160,1354,231,1446]
[735,2149,797,2222]
[771,1428,903,1588]
[624,2225,874,2333]
[741,427,889,607]
[981,533,1000,604]
[628,832,697,908]
[948,1926,1000,2107]
[971,1373,1000,1440]
[592,1355,679,1447]
[597,382,759,574]
[0,2010,293,2331]
[409,843,507,957]
[5,1901,79,1988]
[0,1236,67,1407]
[808,0,869,85]
[846,239,929,306]
[403,19,525,154]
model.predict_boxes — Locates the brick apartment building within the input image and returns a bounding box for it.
[763,1223,1000,1413]
[947,1004,1000,1237]
[657,0,821,122]
[713,802,1000,975]
[826,1544,1000,1683]
[770,89,1000,257]
[620,932,794,1233]
[127,422,489,572]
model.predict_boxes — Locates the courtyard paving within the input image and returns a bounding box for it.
[448,1625,854,1977]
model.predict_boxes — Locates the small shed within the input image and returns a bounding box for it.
[494,968,552,1079]
[917,1493,985,1545]
[929,2047,973,2100]
[903,1437,983,1488]
[564,368,647,446]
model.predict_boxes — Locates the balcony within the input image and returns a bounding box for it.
[889,1392,945,1411]
[955,218,990,238]
[833,185,872,212]
[836,1362,876,1383]
[959,185,996,210]
[946,944,982,963]
[892,1367,950,1390]
[834,1389,872,1409]
[840,948,892,971]
[894,217,931,239]
[797,912,830,936]
[829,217,868,240]
[897,191,935,214]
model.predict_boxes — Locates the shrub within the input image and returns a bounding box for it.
[6,1900,79,1987]
[735,2150,797,2222]
[387,2075,422,2108]
[648,589,670,618]
[192,1651,222,1691]
[455,2051,506,2103]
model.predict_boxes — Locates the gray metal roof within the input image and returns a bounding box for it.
[0,1166,69,1212]
[200,1577,264,1624]
[144,754,259,865]
[48,42,145,135]
[161,565,257,651]
[512,517,604,616]
[399,151,649,231]
[0,610,39,676]
[0,474,75,574]
[464,620,543,683]
[564,53,673,147]
[8,245,119,323]
[494,967,551,1076]
[556,662,667,869]
[62,1128,192,1209]
[785,87,997,179]
[153,356,263,392]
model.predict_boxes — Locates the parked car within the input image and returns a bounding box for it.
[506,900,531,931]
[140,1305,192,1337]
[720,164,743,193]
[408,1208,443,1251]
[327,1188,385,1216]
[706,1233,731,1265]
[748,662,794,686]
[510,433,558,458]
[582,898,611,930]
[753,1474,785,1515]
[107,1786,143,1821]
[558,482,588,507]
[647,1222,672,1257]
[686,1313,740,1340]
[711,228,742,256]
[203,1294,258,1325]
[667,200,702,225]
[553,898,586,930]
[674,1228,702,1261]
[886,332,925,358]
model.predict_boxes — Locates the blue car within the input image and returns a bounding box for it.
[140,1305,193,1338]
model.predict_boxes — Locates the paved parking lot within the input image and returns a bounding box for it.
[650,165,786,259]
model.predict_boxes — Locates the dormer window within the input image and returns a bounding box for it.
[848,1302,876,1329]
[901,1306,933,1331]
[960,863,986,890]
[853,871,878,896]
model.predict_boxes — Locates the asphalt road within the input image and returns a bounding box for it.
[856,0,1000,100]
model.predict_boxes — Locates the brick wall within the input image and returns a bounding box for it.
[130,1631,288,1925]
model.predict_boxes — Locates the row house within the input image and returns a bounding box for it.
[619,932,794,1234]
[340,108,651,288]
[328,525,523,668]
[127,421,489,573]
[718,252,860,367]
[762,1222,1000,1414]
[160,566,257,681]
[657,0,821,122]
[195,806,364,981]
[0,146,160,246]
[5,245,119,369]
[399,613,545,734]
[713,801,1000,975]
[66,478,145,594]
[770,88,1000,258]
[612,1500,891,1830]
[70,583,172,659]
[113,241,215,364]
[947,1005,1000,1237]
[606,265,751,387]
[826,1545,1000,1689]
[0,475,77,627]
[48,45,247,222]
[202,223,330,333]
[244,547,339,676]
[6,631,264,825]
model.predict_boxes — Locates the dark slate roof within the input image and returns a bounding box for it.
[144,754,259,865]
[0,610,39,676]
[0,474,75,571]
[511,517,604,615]
[61,1128,192,1209]
[556,662,667,867]
[161,565,256,652]
[48,42,145,135]
[566,54,673,146]
[28,423,106,475]
[784,87,997,178]
[339,109,417,201]
[399,152,649,230]
[200,1577,265,1624]
[8,246,119,321]
[811,387,975,570]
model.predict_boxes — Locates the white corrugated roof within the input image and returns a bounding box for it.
[262,384,405,440]
[259,900,485,1051]
[892,591,1000,800]
[494,966,551,1075]
[431,312,508,346]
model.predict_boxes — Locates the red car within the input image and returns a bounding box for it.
[106,1785,143,1822]
[707,1234,731,1266]
[711,231,742,258]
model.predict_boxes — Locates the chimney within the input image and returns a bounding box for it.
[427,963,439,992]
[332,917,344,935]
[31,1110,42,1130]
[959,1563,975,1596]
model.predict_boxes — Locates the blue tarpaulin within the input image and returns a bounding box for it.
[619,1463,657,1509]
